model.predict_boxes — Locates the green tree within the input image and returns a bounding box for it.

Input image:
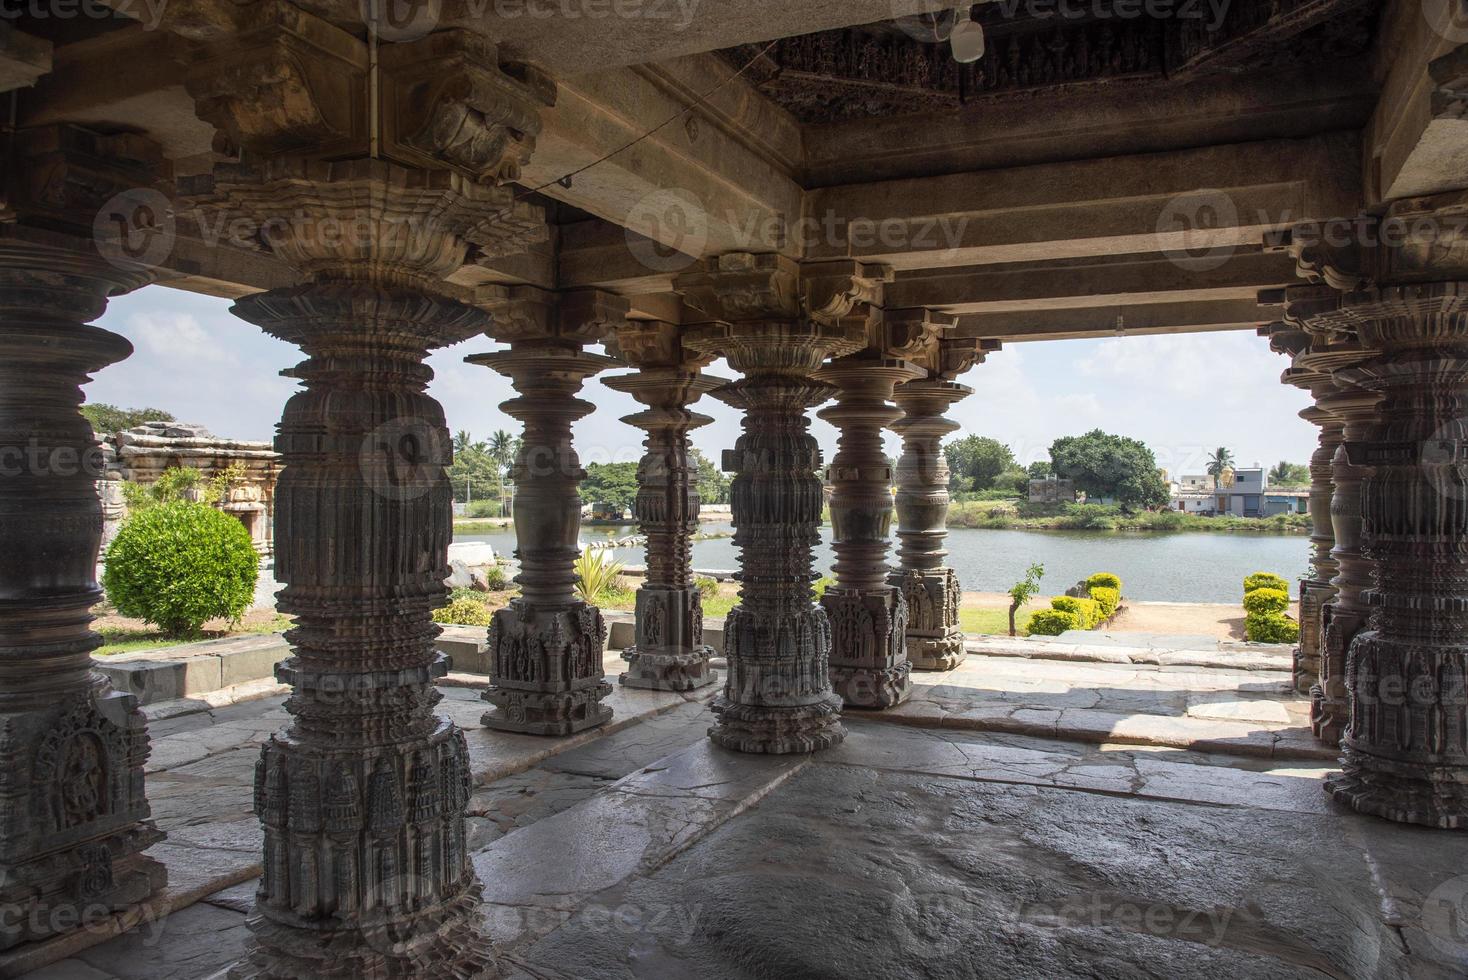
[1027,460,1053,479]
[1207,446,1236,482]
[447,441,502,508]
[1049,429,1170,511]
[1008,563,1044,637]
[81,403,174,435]
[582,462,640,511]
[692,448,732,505]
[489,429,516,515]
[1268,461,1310,486]
[944,435,1015,492]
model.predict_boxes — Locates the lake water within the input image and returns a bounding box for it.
[454,523,1311,604]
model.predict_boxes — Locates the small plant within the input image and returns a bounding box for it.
[1028,609,1080,636]
[482,566,510,592]
[432,596,493,627]
[1007,563,1044,637]
[1243,587,1290,616]
[102,500,259,637]
[695,576,719,601]
[1242,572,1297,643]
[813,575,836,599]
[1089,586,1121,619]
[1086,572,1122,592]
[1051,595,1101,629]
[574,547,624,604]
[1246,611,1300,644]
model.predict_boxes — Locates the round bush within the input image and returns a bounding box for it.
[1242,587,1290,616]
[1052,595,1101,629]
[1087,572,1123,592]
[432,596,493,627]
[102,501,259,637]
[1028,609,1080,636]
[1244,572,1289,595]
[1089,586,1121,619]
[1246,612,1300,644]
[695,576,719,601]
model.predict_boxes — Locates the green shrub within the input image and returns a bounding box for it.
[1089,586,1120,619]
[102,501,259,636]
[1051,596,1101,629]
[1028,609,1081,636]
[695,576,719,601]
[814,576,835,599]
[1246,612,1300,644]
[574,547,624,603]
[482,566,510,591]
[1087,572,1123,592]
[432,596,493,627]
[466,499,505,519]
[1244,572,1289,594]
[1242,587,1290,616]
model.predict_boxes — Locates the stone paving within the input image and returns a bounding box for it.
[21,643,1468,979]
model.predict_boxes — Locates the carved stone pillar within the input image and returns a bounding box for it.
[814,349,920,709]
[603,320,724,692]
[468,288,623,734]
[176,19,557,972]
[1285,199,1468,827]
[679,254,868,754]
[0,127,167,950]
[0,230,166,949]
[890,379,969,670]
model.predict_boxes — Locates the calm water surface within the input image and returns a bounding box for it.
[455,523,1309,604]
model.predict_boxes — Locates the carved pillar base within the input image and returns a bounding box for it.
[483,602,612,735]
[823,588,911,708]
[0,232,165,950]
[622,586,716,692]
[894,569,965,671]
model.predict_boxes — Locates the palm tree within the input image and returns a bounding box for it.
[453,429,473,456]
[489,429,515,517]
[1206,447,1235,485]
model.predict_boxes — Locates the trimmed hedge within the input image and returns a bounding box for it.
[1087,572,1123,592]
[1244,572,1289,594]
[1052,596,1102,629]
[1090,586,1120,619]
[102,501,259,637]
[1242,587,1290,616]
[1246,611,1300,644]
[1028,609,1080,636]
[433,596,493,627]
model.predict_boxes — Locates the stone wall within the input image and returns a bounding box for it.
[99,422,280,556]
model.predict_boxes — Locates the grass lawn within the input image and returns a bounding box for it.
[96,613,293,656]
[960,606,1032,637]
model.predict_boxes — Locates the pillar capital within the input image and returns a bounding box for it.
[478,285,630,348]
[674,253,891,329]
[608,318,714,372]
[1271,193,1468,293]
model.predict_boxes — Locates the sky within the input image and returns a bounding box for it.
[90,286,1318,478]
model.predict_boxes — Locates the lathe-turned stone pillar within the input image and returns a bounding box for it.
[604,320,724,692]
[890,374,972,671]
[814,349,921,709]
[679,254,869,754]
[0,127,167,950]
[179,21,558,973]
[468,288,624,734]
[1287,200,1468,827]
[0,232,166,949]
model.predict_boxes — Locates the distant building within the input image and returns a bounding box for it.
[1028,476,1076,504]
[1263,490,1310,516]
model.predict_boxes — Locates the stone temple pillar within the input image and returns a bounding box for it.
[678,254,870,754]
[468,288,624,734]
[0,127,166,949]
[1287,203,1468,827]
[814,347,921,709]
[890,379,969,670]
[603,320,724,692]
[179,22,558,973]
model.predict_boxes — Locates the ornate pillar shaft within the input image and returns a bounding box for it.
[679,254,868,754]
[814,353,919,708]
[889,379,971,671]
[603,321,724,692]
[0,230,165,950]
[468,289,623,735]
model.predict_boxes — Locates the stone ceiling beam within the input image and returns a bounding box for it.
[886,249,1299,314]
[950,297,1280,343]
[806,133,1362,271]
